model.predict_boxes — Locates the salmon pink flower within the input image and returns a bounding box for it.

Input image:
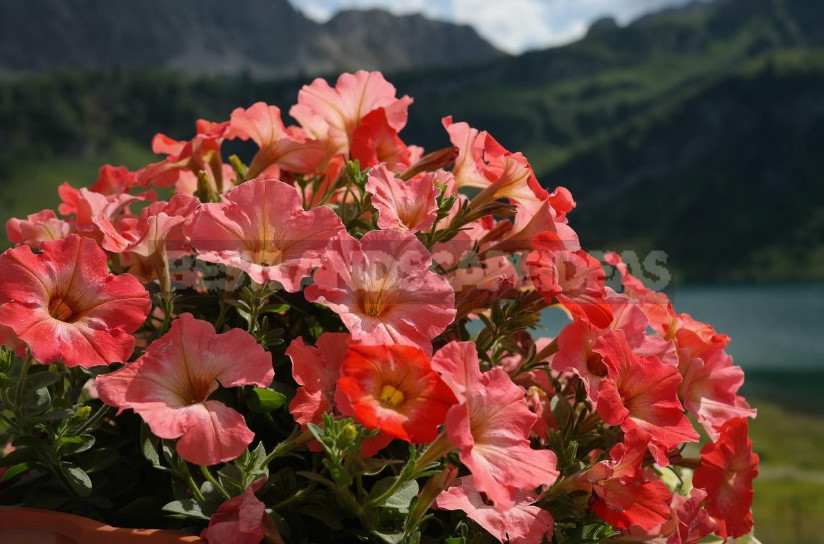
[442,117,548,214]
[351,108,412,172]
[595,331,699,464]
[89,165,140,196]
[188,178,345,290]
[290,70,413,157]
[97,314,273,466]
[528,235,613,329]
[668,489,718,544]
[0,235,150,368]
[229,102,326,179]
[305,230,455,354]
[6,210,72,249]
[336,344,456,443]
[431,341,559,511]
[364,164,440,232]
[678,348,755,440]
[200,478,268,544]
[287,332,351,430]
[693,417,759,539]
[578,429,673,531]
[137,119,233,195]
[435,476,554,544]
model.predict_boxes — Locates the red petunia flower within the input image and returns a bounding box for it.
[350,108,412,172]
[0,235,150,367]
[336,344,456,443]
[200,478,268,544]
[693,417,759,539]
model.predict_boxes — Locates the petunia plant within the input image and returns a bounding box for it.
[0,70,759,544]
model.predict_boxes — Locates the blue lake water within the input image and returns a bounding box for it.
[537,283,824,370]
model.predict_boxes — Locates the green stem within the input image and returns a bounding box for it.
[200,465,231,500]
[261,428,313,467]
[14,355,32,408]
[71,405,111,436]
[184,469,206,502]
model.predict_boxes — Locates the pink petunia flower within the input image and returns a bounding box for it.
[6,209,72,249]
[364,164,440,232]
[0,235,150,368]
[431,341,559,511]
[594,331,699,465]
[287,332,351,430]
[97,314,273,466]
[200,478,268,544]
[229,102,326,180]
[290,70,413,157]
[137,120,234,195]
[528,235,614,330]
[188,178,345,290]
[335,344,456,443]
[435,476,554,544]
[304,230,455,354]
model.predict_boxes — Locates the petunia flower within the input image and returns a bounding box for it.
[693,417,759,539]
[431,341,559,511]
[285,333,393,456]
[350,108,412,172]
[304,229,455,354]
[137,119,234,195]
[364,164,440,232]
[0,235,150,368]
[335,344,456,443]
[435,476,554,544]
[287,332,351,430]
[528,235,613,329]
[6,209,72,249]
[97,314,274,466]
[594,331,699,465]
[290,70,413,157]
[229,102,326,180]
[668,488,718,544]
[188,178,345,290]
[200,478,269,544]
[569,429,673,532]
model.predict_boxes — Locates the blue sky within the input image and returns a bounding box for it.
[290,0,694,53]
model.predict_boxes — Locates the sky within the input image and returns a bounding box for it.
[291,0,694,53]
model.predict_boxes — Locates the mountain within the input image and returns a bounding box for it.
[2,0,823,281]
[0,0,502,79]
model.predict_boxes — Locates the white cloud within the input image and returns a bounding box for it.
[290,0,691,53]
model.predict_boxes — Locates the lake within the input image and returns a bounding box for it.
[538,283,824,370]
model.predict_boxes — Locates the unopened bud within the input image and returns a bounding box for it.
[400,146,459,180]
[74,405,92,420]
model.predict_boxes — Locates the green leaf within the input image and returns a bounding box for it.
[162,499,210,521]
[245,387,287,413]
[63,464,92,497]
[23,371,59,391]
[1,462,30,481]
[374,531,404,544]
[20,387,51,416]
[369,478,419,513]
[260,303,289,315]
[58,434,95,454]
[141,424,162,467]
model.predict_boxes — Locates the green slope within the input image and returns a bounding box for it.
[2,0,823,280]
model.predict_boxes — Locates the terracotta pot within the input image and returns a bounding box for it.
[0,507,205,544]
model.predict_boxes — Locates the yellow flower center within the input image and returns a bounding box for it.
[48,296,75,322]
[379,385,405,408]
